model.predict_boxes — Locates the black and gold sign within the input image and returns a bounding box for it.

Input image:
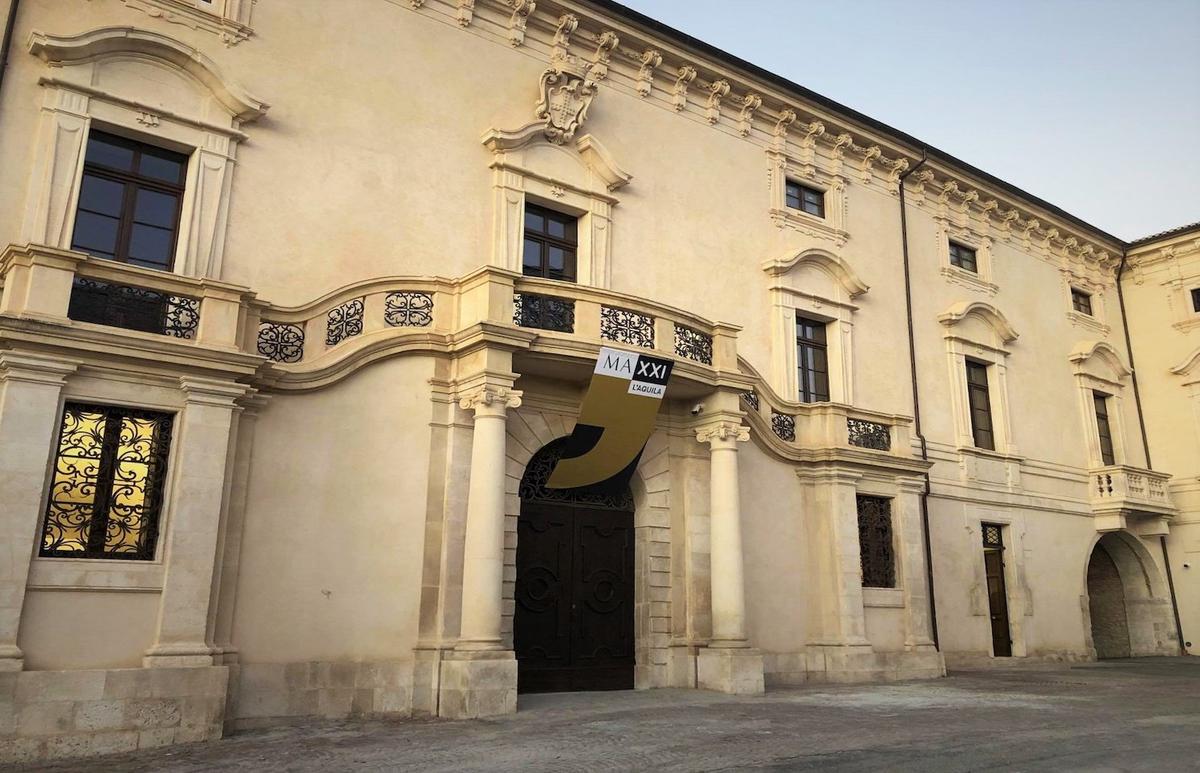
[546,347,673,495]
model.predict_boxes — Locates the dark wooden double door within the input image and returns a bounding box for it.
[514,502,635,693]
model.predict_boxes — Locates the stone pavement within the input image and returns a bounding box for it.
[9,658,1200,772]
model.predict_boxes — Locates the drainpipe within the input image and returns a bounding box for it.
[0,0,20,111]
[898,150,939,650]
[1115,251,1186,654]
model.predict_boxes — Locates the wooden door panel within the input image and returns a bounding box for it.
[983,549,1012,657]
[515,503,573,691]
[571,508,635,688]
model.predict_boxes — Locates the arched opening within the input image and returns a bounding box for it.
[514,438,635,693]
[1084,532,1177,659]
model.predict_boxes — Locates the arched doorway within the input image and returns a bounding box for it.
[1084,532,1177,659]
[514,438,635,693]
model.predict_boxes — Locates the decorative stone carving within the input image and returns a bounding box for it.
[637,49,662,97]
[859,145,881,182]
[590,30,620,81]
[507,0,535,47]
[535,67,598,145]
[696,422,749,446]
[737,94,762,137]
[886,158,909,192]
[456,0,475,27]
[771,109,796,151]
[459,385,522,414]
[551,13,578,61]
[705,79,730,124]
[673,66,696,111]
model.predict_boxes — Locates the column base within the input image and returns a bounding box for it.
[143,643,218,668]
[437,650,517,719]
[697,647,764,695]
[0,644,24,671]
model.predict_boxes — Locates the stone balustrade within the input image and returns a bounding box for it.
[1090,464,1175,532]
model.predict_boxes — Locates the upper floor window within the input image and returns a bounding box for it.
[965,360,995,450]
[785,180,825,218]
[522,203,578,282]
[1071,288,1093,316]
[71,131,188,272]
[949,241,978,273]
[1093,391,1116,466]
[1191,287,1200,313]
[796,315,831,403]
[40,403,174,561]
[857,495,895,588]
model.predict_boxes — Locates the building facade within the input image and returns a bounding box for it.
[0,0,1193,762]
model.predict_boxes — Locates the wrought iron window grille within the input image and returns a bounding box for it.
[257,321,305,363]
[771,412,796,442]
[67,278,200,339]
[326,298,365,346]
[513,292,576,333]
[857,495,896,588]
[39,403,174,561]
[384,291,434,328]
[519,437,634,510]
[674,325,713,365]
[982,523,1004,549]
[600,306,655,349]
[741,391,760,411]
[847,418,891,451]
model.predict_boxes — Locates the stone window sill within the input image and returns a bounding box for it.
[769,207,848,246]
[1067,310,1110,335]
[122,0,254,45]
[862,587,905,608]
[940,265,997,295]
[27,557,164,592]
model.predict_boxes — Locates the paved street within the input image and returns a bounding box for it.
[13,658,1200,772]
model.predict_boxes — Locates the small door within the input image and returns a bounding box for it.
[983,544,1012,657]
[515,502,635,693]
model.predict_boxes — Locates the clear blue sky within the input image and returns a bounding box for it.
[620,0,1200,241]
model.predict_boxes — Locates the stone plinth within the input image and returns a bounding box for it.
[696,647,764,695]
[437,651,517,719]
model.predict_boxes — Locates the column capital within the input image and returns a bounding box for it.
[179,377,251,407]
[0,352,77,386]
[459,385,522,416]
[695,421,749,447]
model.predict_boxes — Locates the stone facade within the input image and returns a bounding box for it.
[0,0,1192,763]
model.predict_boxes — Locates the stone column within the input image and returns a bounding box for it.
[694,421,763,695]
[438,384,521,718]
[144,378,246,667]
[0,353,76,671]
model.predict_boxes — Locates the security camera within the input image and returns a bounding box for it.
[690,403,704,416]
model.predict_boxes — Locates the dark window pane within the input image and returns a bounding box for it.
[133,189,179,228]
[85,134,134,171]
[523,238,542,272]
[525,210,545,233]
[138,149,186,184]
[547,218,567,239]
[77,174,126,217]
[71,211,120,255]
[128,224,173,268]
[1192,288,1200,312]
[548,246,565,272]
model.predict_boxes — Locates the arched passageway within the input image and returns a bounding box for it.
[1084,532,1177,659]
[514,438,635,693]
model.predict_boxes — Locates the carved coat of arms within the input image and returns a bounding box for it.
[535,67,598,145]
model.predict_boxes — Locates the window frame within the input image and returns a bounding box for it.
[1071,288,1094,316]
[856,494,896,589]
[965,359,996,451]
[521,202,580,283]
[71,130,189,272]
[1093,390,1116,466]
[1191,287,1200,314]
[948,241,978,273]
[39,402,175,562]
[784,179,826,218]
[795,313,831,403]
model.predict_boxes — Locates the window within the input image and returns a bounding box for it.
[1093,391,1115,466]
[39,403,174,560]
[70,131,188,271]
[1191,288,1200,313]
[795,315,830,403]
[1071,288,1093,316]
[949,241,978,273]
[785,180,825,218]
[965,360,995,450]
[522,203,578,282]
[857,495,895,588]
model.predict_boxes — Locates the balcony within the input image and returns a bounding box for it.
[1089,465,1174,533]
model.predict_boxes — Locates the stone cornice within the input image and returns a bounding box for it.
[399,0,1124,273]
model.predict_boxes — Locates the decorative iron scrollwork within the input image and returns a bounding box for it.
[674,325,713,365]
[519,437,634,511]
[257,322,305,363]
[326,298,365,346]
[982,523,1003,549]
[67,278,199,339]
[771,411,795,442]
[600,306,654,349]
[384,291,433,327]
[40,403,173,561]
[514,292,576,333]
[741,391,760,411]
[847,418,890,451]
[857,495,895,588]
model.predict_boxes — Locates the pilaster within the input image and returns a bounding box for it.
[0,353,77,671]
